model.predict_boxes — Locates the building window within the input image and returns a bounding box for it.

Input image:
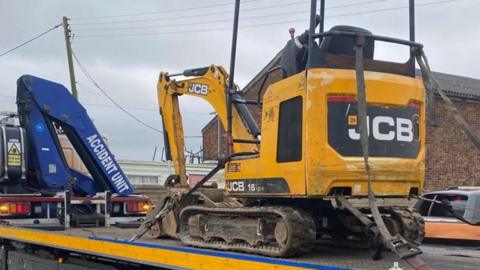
[126,175,159,185]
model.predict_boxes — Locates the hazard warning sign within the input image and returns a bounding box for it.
[7,141,21,167]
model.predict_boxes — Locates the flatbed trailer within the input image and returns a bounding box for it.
[0,226,478,270]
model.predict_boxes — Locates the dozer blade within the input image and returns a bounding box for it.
[130,162,225,242]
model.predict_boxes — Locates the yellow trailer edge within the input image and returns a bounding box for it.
[0,226,346,270]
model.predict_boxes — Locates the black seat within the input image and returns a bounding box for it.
[279,25,414,77]
[319,25,374,59]
[316,25,414,76]
[280,25,374,77]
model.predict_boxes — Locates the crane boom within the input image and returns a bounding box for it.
[16,75,134,196]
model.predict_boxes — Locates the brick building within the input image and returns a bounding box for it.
[201,52,480,191]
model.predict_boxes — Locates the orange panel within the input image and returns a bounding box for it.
[425,220,480,240]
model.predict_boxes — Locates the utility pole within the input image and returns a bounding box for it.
[62,16,78,99]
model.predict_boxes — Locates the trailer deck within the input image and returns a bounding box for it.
[0,226,478,270]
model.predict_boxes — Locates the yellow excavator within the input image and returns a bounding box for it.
[131,0,450,268]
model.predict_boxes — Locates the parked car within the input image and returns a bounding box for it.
[414,186,480,241]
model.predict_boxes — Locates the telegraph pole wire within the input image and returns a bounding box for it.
[0,23,62,58]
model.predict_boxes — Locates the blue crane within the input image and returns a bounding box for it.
[15,75,134,196]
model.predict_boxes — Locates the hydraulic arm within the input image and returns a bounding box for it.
[16,75,134,196]
[157,65,259,186]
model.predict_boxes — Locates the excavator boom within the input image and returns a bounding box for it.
[157,65,258,186]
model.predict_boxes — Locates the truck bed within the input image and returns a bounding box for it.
[1,226,478,270]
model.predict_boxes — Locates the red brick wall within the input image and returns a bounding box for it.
[202,119,227,161]
[202,70,284,160]
[241,70,284,128]
[424,97,480,191]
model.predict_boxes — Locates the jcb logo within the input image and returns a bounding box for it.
[226,181,245,192]
[348,116,414,142]
[188,83,208,95]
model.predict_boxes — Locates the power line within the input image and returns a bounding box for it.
[76,26,231,38]
[75,0,456,38]
[77,81,103,95]
[329,0,456,18]
[85,103,155,111]
[84,102,211,115]
[0,88,210,116]
[75,14,280,33]
[72,0,387,27]
[71,49,165,134]
[75,58,204,139]
[0,94,15,99]
[75,17,246,32]
[71,0,308,26]
[0,23,62,58]
[0,91,204,138]
[73,0,390,33]
[76,81,210,115]
[72,0,264,20]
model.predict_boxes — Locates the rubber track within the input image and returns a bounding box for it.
[178,206,316,257]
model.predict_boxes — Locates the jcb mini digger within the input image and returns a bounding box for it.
[133,0,438,268]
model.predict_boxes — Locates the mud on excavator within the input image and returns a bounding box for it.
[133,0,434,267]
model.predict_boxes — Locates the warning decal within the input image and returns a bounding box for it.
[7,141,21,166]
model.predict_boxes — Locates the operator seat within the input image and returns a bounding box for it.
[314,25,375,68]
[280,25,374,77]
[318,25,374,60]
[317,25,415,77]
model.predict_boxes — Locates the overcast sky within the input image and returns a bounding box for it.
[0,0,478,161]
